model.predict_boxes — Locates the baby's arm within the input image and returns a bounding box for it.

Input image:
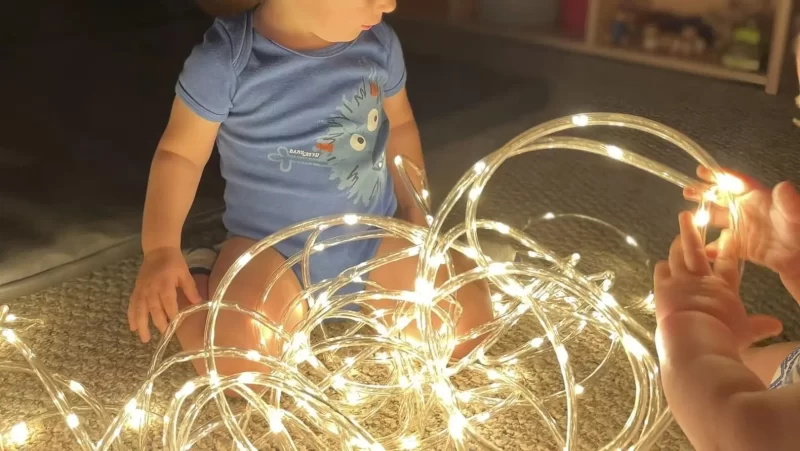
[384,88,428,226]
[142,98,219,254]
[130,98,220,342]
[656,214,796,451]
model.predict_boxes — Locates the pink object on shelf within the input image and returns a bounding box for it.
[560,0,589,37]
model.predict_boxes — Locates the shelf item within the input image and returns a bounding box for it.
[444,0,794,94]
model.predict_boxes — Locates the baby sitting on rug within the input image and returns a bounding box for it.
[127,0,493,379]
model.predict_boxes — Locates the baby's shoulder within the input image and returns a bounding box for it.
[367,22,401,53]
[191,12,254,73]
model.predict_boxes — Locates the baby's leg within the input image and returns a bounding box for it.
[368,237,493,359]
[174,236,306,377]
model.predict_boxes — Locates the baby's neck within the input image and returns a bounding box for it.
[254,2,333,52]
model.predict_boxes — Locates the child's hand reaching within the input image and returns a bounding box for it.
[655,213,787,450]
[685,166,800,300]
[129,247,202,343]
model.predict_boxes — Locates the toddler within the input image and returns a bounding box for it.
[128,0,492,377]
[658,167,800,450]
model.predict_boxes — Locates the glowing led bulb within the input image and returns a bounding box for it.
[469,187,482,201]
[4,314,16,322]
[393,155,402,166]
[477,412,490,422]
[238,373,257,384]
[346,390,362,405]
[294,347,312,365]
[414,278,435,306]
[448,413,467,440]
[396,316,413,330]
[457,391,473,402]
[343,214,359,225]
[69,381,84,393]
[555,345,569,364]
[543,212,555,220]
[2,329,16,343]
[601,293,618,307]
[623,334,647,360]
[488,262,507,275]
[313,243,325,252]
[9,422,29,445]
[693,209,710,227]
[463,247,478,259]
[332,375,347,390]
[606,145,624,160]
[716,173,745,194]
[66,413,79,429]
[176,381,196,399]
[246,350,262,361]
[238,252,253,266]
[209,370,220,387]
[575,384,585,395]
[505,283,524,296]
[493,303,509,314]
[432,381,452,400]
[571,114,589,126]
[349,437,372,450]
[268,408,285,433]
[421,189,429,199]
[124,399,137,413]
[473,160,486,174]
[625,235,638,247]
[495,223,510,234]
[127,409,145,430]
[401,435,419,449]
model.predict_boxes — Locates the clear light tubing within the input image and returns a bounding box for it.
[0,113,743,450]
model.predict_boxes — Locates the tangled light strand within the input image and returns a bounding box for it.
[0,113,744,450]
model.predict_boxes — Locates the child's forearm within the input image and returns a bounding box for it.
[387,120,428,226]
[141,150,205,255]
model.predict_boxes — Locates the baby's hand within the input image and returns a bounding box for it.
[685,166,800,280]
[655,213,787,451]
[129,247,202,343]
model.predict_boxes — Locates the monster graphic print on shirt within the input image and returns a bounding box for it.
[316,71,391,207]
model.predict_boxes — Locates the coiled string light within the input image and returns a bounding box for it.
[1,113,744,450]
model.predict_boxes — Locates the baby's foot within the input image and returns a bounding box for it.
[184,247,218,302]
[185,247,218,277]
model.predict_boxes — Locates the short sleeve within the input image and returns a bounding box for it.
[374,23,407,97]
[175,19,238,122]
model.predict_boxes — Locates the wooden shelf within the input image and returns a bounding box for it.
[443,0,794,94]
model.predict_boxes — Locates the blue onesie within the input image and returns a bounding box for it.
[176,10,407,292]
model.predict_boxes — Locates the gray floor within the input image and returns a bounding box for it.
[2,16,800,451]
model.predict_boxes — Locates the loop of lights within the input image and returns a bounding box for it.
[0,113,744,450]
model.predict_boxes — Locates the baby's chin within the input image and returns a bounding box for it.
[318,29,365,44]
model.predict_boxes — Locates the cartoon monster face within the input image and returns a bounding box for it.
[318,77,390,207]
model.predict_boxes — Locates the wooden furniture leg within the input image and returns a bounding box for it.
[766,0,794,94]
